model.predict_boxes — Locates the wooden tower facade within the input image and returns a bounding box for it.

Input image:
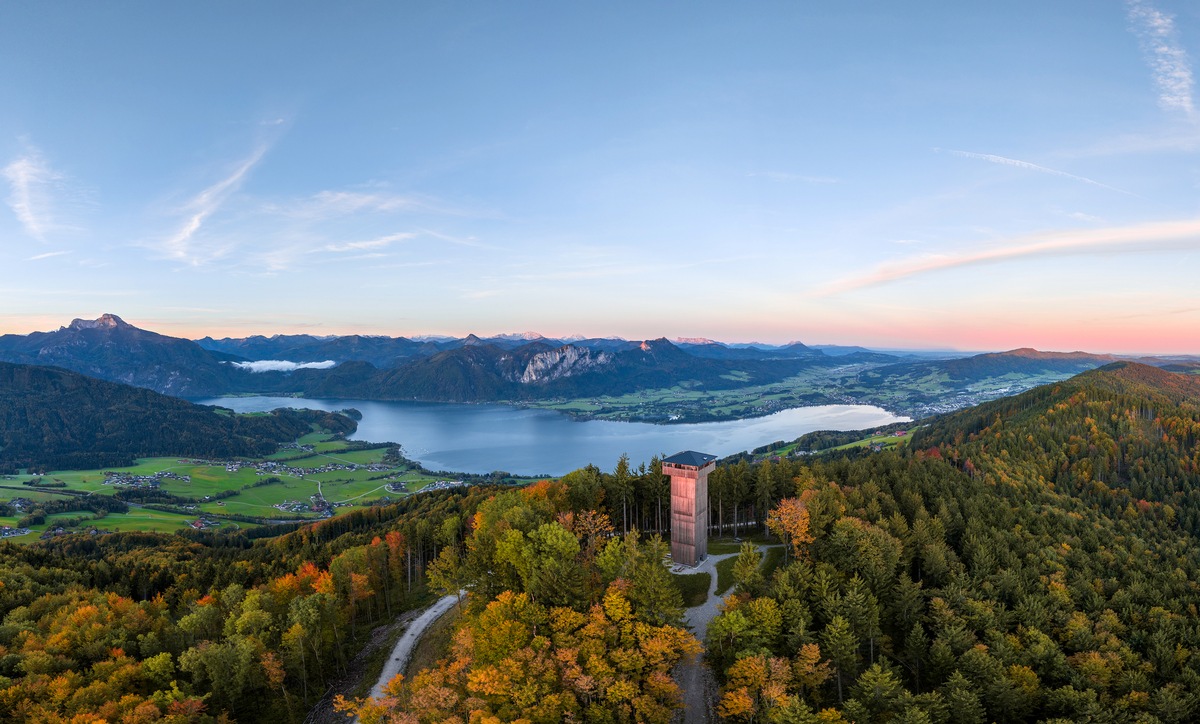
[664,450,716,567]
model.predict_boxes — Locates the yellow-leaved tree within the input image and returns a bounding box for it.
[767,497,814,562]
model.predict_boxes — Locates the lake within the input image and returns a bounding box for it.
[196,397,909,476]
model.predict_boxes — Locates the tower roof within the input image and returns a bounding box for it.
[663,450,717,467]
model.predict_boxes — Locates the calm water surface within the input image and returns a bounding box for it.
[197,397,909,476]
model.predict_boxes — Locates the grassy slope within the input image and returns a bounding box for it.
[0,435,440,541]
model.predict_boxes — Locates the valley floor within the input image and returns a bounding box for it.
[0,433,447,539]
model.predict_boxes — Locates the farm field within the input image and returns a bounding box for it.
[828,430,912,451]
[525,367,854,423]
[522,357,1104,423]
[0,507,200,539]
[0,434,450,542]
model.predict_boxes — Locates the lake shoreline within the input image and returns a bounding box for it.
[195,395,910,476]
[198,390,896,426]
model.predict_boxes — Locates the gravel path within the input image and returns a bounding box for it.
[367,595,458,700]
[306,608,426,723]
[672,544,784,722]
[671,547,758,723]
[310,595,459,723]
[678,551,741,641]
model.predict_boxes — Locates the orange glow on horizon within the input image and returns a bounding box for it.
[2,313,1199,356]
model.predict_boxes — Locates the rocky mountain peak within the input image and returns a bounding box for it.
[493,331,546,341]
[67,313,130,331]
[518,345,611,384]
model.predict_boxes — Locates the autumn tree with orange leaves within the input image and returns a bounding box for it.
[337,582,700,724]
[766,496,814,562]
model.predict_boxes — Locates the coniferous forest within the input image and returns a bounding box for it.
[0,362,357,473]
[5,362,1200,721]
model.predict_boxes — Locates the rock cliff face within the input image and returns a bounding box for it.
[517,345,612,384]
[66,313,129,331]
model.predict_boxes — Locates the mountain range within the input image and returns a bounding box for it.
[0,314,242,396]
[0,315,850,401]
[195,328,828,366]
[0,314,1189,416]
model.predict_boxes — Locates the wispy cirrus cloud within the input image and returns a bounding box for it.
[323,231,418,253]
[27,250,70,261]
[938,149,1137,196]
[246,230,442,273]
[419,229,490,249]
[814,218,1200,297]
[143,130,482,272]
[269,190,437,221]
[1126,0,1196,119]
[161,145,268,264]
[2,145,62,240]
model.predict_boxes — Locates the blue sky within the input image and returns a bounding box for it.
[2,1,1199,352]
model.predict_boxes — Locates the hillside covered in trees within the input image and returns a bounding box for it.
[344,482,702,722]
[0,362,356,472]
[6,361,1200,721]
[0,487,492,722]
[357,362,1200,723]
[695,362,1200,722]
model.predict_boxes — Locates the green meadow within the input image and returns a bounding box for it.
[526,368,848,422]
[0,507,200,539]
[0,435,442,542]
[828,430,912,451]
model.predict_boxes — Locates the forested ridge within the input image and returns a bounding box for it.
[7,361,1200,721]
[0,361,356,472]
[342,481,702,723]
[0,487,494,721]
[860,349,1113,389]
[355,362,1200,723]
[911,361,1200,536]
[692,362,1200,722]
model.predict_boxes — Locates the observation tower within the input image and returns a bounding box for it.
[663,450,716,567]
